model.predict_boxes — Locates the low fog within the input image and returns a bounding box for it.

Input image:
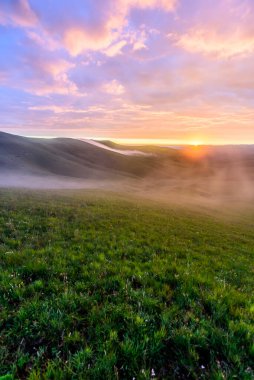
[1,132,254,212]
[80,139,154,156]
[1,153,254,212]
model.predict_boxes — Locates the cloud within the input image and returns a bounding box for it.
[122,0,177,11]
[30,75,78,96]
[38,58,75,77]
[172,0,254,59]
[22,55,79,95]
[0,71,7,83]
[102,80,125,95]
[133,40,147,51]
[26,30,59,51]
[129,29,148,51]
[0,0,177,57]
[1,0,254,144]
[63,27,116,56]
[104,40,127,57]
[174,28,254,58]
[34,0,177,56]
[29,105,89,113]
[0,0,37,27]
[1,47,79,96]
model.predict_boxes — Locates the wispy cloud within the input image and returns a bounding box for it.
[0,0,37,27]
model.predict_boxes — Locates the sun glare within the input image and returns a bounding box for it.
[183,144,207,160]
[190,141,202,147]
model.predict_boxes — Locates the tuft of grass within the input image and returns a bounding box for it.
[0,189,253,379]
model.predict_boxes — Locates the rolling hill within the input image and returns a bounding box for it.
[1,132,254,202]
[0,132,160,184]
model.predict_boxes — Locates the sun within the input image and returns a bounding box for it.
[190,141,202,147]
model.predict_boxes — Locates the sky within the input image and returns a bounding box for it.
[0,0,254,144]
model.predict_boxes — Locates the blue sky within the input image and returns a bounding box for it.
[0,0,254,144]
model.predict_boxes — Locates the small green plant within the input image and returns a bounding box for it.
[0,375,13,380]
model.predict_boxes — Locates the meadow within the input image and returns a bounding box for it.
[0,190,253,379]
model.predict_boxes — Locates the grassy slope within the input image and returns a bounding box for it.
[0,190,253,380]
[0,132,158,179]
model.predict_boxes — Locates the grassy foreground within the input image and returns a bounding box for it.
[0,190,253,379]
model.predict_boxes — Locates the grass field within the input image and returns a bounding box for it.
[0,190,253,379]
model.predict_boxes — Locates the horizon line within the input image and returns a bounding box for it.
[1,130,254,146]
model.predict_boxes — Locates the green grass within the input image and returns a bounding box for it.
[0,190,253,379]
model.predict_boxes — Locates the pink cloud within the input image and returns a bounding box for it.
[131,30,148,51]
[26,30,60,51]
[122,0,177,11]
[29,65,79,96]
[59,0,177,56]
[173,0,254,59]
[0,0,37,27]
[3,0,254,144]
[39,59,75,77]
[0,70,7,83]
[16,69,78,96]
[102,80,125,95]
[7,52,78,96]
[63,26,115,56]
[0,0,177,58]
[174,28,254,58]
[104,40,127,57]
[28,105,89,114]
